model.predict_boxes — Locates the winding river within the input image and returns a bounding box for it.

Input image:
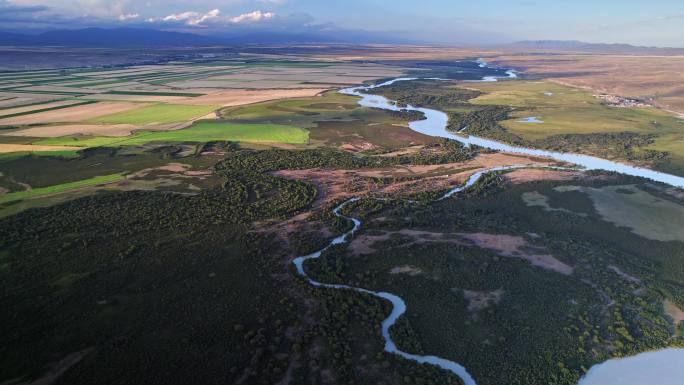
[293,196,481,385]
[293,66,684,385]
[340,77,684,189]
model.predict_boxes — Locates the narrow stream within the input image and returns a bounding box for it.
[294,194,478,385]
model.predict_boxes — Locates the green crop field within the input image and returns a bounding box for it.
[90,104,217,125]
[0,173,124,204]
[36,122,309,147]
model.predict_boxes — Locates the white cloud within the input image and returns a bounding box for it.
[229,10,275,24]
[162,11,198,22]
[188,8,219,26]
[118,13,139,21]
[147,9,219,26]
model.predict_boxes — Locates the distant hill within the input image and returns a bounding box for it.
[505,40,684,55]
[0,28,223,46]
[0,27,387,47]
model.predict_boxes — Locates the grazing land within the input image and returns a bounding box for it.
[487,54,684,116]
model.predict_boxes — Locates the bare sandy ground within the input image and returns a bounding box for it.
[2,124,138,137]
[0,143,82,153]
[0,102,142,125]
[177,88,326,106]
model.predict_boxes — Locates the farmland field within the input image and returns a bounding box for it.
[90,103,218,125]
[35,122,309,147]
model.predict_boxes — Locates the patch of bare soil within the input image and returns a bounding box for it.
[505,168,583,184]
[349,229,465,256]
[665,299,684,328]
[0,144,82,153]
[460,289,505,313]
[375,145,424,157]
[389,265,424,276]
[127,163,212,179]
[459,233,574,275]
[340,142,377,152]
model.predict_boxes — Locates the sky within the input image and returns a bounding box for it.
[1,0,683,46]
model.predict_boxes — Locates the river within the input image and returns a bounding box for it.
[340,77,684,189]
[293,66,684,385]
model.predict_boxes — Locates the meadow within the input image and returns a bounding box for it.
[466,81,684,141]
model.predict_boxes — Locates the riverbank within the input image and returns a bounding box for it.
[341,78,684,189]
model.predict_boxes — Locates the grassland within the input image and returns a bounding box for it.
[90,104,217,125]
[554,184,684,242]
[0,173,124,204]
[488,54,684,115]
[466,80,684,140]
[35,122,309,147]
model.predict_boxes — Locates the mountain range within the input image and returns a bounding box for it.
[1,29,683,54]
